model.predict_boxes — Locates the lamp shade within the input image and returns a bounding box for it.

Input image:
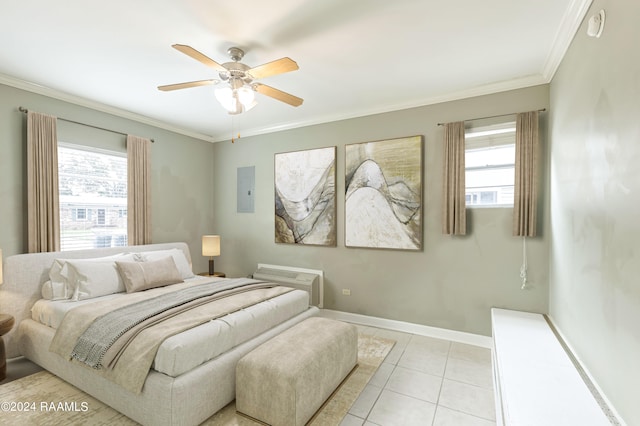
[237,86,255,105]
[202,236,221,257]
[215,85,257,115]
[214,87,235,112]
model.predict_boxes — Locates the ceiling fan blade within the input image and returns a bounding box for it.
[157,79,219,91]
[254,83,303,107]
[248,57,299,80]
[172,44,227,72]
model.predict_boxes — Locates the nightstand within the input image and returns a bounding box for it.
[0,314,15,381]
[198,272,226,278]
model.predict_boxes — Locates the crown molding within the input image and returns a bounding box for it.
[0,68,546,145]
[541,0,593,82]
[0,73,216,142]
[209,74,547,142]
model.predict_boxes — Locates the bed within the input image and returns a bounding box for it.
[0,242,318,425]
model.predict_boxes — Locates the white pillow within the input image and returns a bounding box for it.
[46,259,75,300]
[116,257,183,293]
[45,253,131,300]
[41,280,70,301]
[134,249,194,279]
[63,254,136,300]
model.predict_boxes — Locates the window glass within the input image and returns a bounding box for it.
[465,122,516,208]
[58,143,127,251]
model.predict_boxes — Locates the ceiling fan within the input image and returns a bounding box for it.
[158,44,303,114]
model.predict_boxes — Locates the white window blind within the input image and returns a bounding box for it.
[58,143,127,251]
[465,122,516,207]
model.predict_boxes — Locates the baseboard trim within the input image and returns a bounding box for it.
[319,309,492,348]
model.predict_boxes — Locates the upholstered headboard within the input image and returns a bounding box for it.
[0,242,192,358]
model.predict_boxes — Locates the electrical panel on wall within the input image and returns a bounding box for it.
[237,166,255,213]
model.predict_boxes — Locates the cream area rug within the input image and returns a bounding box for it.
[0,333,394,425]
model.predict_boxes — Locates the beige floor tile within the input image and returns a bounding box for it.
[444,356,494,389]
[449,342,492,363]
[433,405,496,426]
[438,379,496,421]
[367,390,436,426]
[397,347,448,377]
[349,384,383,419]
[368,362,395,388]
[383,344,405,365]
[373,329,411,365]
[341,325,496,425]
[340,413,366,426]
[385,366,442,403]
[373,328,413,347]
[406,334,451,356]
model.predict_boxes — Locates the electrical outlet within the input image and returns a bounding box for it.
[342,289,351,296]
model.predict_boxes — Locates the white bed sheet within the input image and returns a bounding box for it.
[31,281,309,377]
[32,293,122,328]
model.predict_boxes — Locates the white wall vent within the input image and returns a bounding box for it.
[254,264,323,308]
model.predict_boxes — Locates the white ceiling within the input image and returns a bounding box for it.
[0,0,591,142]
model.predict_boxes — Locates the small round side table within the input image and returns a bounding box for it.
[0,314,15,381]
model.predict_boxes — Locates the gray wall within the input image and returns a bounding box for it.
[0,83,215,273]
[213,85,550,336]
[549,1,640,424]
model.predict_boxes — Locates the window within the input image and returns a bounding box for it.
[74,208,87,220]
[465,122,516,207]
[58,143,127,251]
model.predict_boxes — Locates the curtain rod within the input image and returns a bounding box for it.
[437,108,546,126]
[18,106,155,143]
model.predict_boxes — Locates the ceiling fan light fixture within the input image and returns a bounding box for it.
[161,43,302,111]
[237,86,255,105]
[214,86,234,111]
[215,85,257,114]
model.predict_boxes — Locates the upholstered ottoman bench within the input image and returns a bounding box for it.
[235,317,358,426]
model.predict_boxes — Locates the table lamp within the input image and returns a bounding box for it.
[202,236,220,276]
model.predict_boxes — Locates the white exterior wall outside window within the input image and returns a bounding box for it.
[58,143,127,251]
[465,122,516,208]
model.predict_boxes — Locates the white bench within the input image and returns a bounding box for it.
[491,308,612,426]
[235,317,357,426]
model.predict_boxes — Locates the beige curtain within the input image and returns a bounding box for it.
[442,121,466,235]
[127,135,152,245]
[513,111,539,237]
[27,111,60,253]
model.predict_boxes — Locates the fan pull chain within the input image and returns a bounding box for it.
[230,116,241,143]
[520,236,528,289]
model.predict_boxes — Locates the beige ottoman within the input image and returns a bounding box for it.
[236,317,358,426]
